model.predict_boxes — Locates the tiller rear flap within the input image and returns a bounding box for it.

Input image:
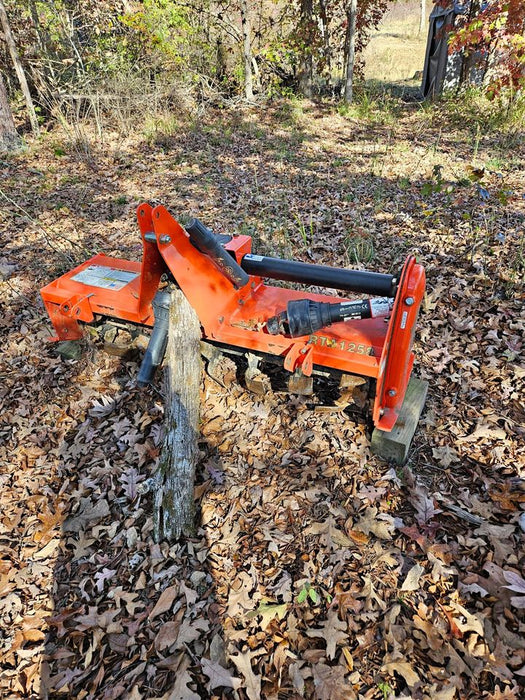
[40,204,426,432]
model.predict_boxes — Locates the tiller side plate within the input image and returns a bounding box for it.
[40,204,426,432]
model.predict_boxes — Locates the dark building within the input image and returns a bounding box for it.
[422,1,487,98]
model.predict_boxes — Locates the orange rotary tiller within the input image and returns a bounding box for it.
[40,203,426,432]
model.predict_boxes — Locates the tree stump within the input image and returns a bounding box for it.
[154,287,202,541]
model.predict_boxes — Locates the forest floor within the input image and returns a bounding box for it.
[0,96,524,700]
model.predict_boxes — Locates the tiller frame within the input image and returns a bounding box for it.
[40,204,426,432]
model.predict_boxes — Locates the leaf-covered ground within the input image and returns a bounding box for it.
[0,99,524,700]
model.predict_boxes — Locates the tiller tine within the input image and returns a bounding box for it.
[244,354,271,395]
[337,374,368,409]
[201,342,237,387]
[288,371,314,396]
[201,342,226,387]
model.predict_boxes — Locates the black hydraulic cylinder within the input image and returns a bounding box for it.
[137,290,171,387]
[185,217,250,289]
[241,253,397,297]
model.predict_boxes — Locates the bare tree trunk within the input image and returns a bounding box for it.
[298,0,314,98]
[154,287,202,542]
[0,70,21,151]
[319,0,332,84]
[419,0,426,36]
[459,0,481,87]
[344,0,357,103]
[0,0,40,136]
[252,55,262,92]
[62,0,86,68]
[28,0,57,86]
[239,0,254,100]
[216,36,227,83]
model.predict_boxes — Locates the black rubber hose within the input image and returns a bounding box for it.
[137,290,171,387]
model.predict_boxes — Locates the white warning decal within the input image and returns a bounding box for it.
[71,265,139,291]
[400,311,408,330]
[370,297,393,318]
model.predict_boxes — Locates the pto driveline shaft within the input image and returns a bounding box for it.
[267,297,393,337]
[241,254,397,297]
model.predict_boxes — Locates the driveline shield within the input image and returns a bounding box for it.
[339,297,394,319]
[266,297,394,337]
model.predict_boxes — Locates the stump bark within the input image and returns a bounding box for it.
[154,287,202,541]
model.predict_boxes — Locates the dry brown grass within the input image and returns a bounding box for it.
[363,2,428,82]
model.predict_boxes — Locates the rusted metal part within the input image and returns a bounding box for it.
[244,353,271,395]
[288,371,314,396]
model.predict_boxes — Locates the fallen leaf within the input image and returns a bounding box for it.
[432,445,459,467]
[63,498,110,533]
[201,658,241,691]
[162,654,200,700]
[400,563,425,591]
[150,584,179,620]
[246,600,289,629]
[353,507,395,540]
[450,603,485,636]
[305,516,353,548]
[173,618,209,649]
[410,485,441,525]
[89,395,118,417]
[502,570,525,594]
[457,421,507,443]
[32,538,61,560]
[348,529,369,545]
[306,608,348,660]
[312,661,355,700]
[230,650,261,700]
[94,568,117,593]
[155,621,180,652]
[382,659,420,688]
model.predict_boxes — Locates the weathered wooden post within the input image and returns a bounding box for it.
[154,287,202,541]
[371,377,428,465]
